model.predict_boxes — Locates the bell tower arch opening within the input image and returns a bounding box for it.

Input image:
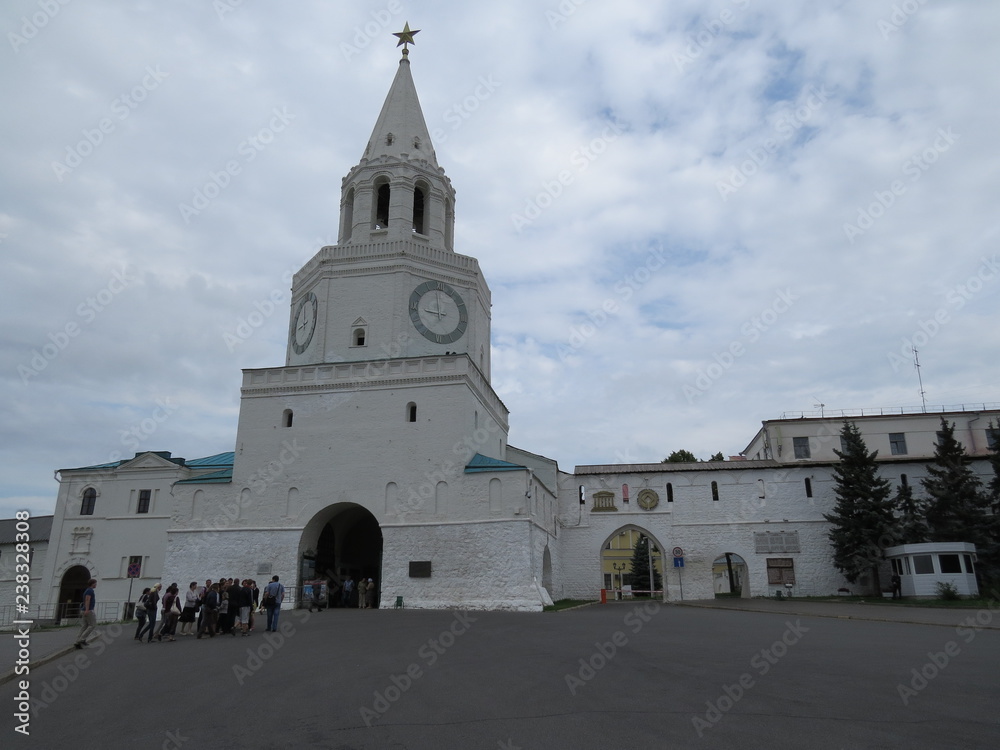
[299,503,383,608]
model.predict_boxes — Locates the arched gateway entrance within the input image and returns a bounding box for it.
[299,503,383,608]
[57,565,91,623]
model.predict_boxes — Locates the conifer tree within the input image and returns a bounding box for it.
[893,481,928,545]
[629,535,662,596]
[922,419,990,546]
[823,421,896,594]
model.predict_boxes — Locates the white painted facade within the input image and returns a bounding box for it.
[10,52,997,624]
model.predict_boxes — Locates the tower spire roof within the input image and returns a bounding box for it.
[363,26,437,167]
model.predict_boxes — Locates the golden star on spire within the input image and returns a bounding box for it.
[393,22,420,50]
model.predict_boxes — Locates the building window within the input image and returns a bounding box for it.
[666,483,673,502]
[592,491,617,512]
[283,409,293,428]
[755,532,801,554]
[353,328,366,346]
[711,481,719,502]
[839,436,849,454]
[80,488,96,516]
[137,490,151,514]
[900,473,908,487]
[987,427,1000,451]
[407,403,417,422]
[804,477,813,498]
[936,429,948,447]
[913,555,934,574]
[793,437,811,459]
[963,555,975,574]
[889,433,908,455]
[373,180,390,229]
[412,184,426,234]
[757,479,766,499]
[342,188,354,242]
[766,558,796,585]
[939,554,962,574]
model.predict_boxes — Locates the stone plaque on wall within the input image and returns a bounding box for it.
[409,561,432,578]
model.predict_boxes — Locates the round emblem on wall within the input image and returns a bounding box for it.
[291,292,318,354]
[409,280,468,344]
[637,489,659,510]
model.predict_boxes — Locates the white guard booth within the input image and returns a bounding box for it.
[884,542,979,597]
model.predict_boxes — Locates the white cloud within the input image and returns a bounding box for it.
[2,0,999,517]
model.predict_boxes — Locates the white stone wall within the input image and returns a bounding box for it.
[162,528,301,601]
[380,519,545,611]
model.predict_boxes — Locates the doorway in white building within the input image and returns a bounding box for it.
[299,503,383,608]
[712,553,748,597]
[57,564,91,623]
[600,526,665,599]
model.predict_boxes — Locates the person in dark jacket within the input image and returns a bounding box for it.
[137,583,161,642]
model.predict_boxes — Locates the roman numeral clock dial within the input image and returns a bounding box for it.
[409,280,468,345]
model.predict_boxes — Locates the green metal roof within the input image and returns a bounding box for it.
[175,468,233,484]
[63,450,234,473]
[464,453,526,473]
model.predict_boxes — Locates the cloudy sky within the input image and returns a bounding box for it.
[3,0,999,519]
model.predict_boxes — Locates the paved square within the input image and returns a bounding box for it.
[6,603,999,749]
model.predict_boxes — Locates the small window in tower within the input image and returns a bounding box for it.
[386,132,394,146]
[413,136,421,149]
[711,481,719,502]
[666,483,673,502]
[412,185,426,235]
[283,409,293,428]
[374,182,390,229]
[804,477,813,498]
[407,402,417,422]
[137,489,151,514]
[900,473,908,487]
[354,328,366,346]
[81,487,96,516]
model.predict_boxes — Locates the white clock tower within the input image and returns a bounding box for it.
[162,31,559,612]
[285,43,492,377]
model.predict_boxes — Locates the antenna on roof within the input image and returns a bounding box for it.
[813,402,825,418]
[913,348,927,412]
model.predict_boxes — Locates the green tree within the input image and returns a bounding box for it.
[923,418,998,586]
[663,449,698,463]
[629,535,663,596]
[709,452,725,461]
[922,419,990,543]
[893,481,928,545]
[823,421,896,595]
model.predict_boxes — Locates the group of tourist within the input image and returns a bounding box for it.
[339,576,378,609]
[133,575,286,642]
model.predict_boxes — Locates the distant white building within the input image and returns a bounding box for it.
[7,47,998,623]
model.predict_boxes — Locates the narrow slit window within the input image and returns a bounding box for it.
[804,478,813,498]
[407,403,417,422]
[711,481,719,502]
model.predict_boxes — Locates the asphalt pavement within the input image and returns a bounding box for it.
[3,599,999,749]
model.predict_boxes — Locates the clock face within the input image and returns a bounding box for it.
[409,280,468,344]
[291,292,318,354]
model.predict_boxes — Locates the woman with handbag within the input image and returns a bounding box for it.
[137,583,161,643]
[133,587,151,641]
